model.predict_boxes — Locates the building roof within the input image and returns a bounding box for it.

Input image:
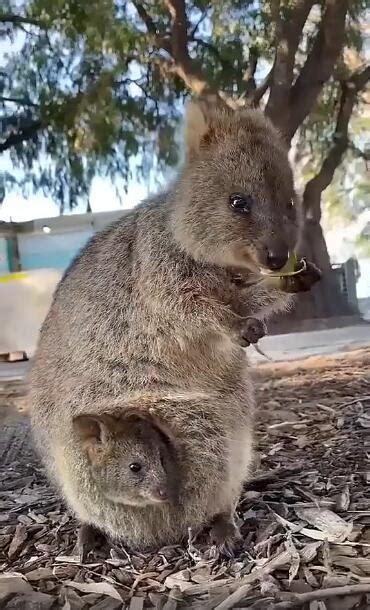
[0,209,129,237]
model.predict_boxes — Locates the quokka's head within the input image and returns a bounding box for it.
[73,408,180,507]
[171,96,300,273]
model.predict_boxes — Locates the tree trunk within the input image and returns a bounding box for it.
[297,178,355,319]
[294,217,354,319]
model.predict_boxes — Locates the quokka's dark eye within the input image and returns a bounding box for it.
[229,193,253,214]
[129,462,142,473]
[288,198,294,210]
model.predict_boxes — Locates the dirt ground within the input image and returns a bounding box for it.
[0,349,369,609]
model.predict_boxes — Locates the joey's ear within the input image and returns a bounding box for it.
[121,406,179,452]
[184,94,227,160]
[73,414,116,449]
[147,408,180,452]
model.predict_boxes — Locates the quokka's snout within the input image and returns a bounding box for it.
[260,240,290,271]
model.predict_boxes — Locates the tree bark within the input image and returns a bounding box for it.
[295,197,354,321]
[266,0,349,142]
[288,66,370,321]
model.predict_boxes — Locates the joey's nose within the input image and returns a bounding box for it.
[266,249,289,271]
[154,487,169,502]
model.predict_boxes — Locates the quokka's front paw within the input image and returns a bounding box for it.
[239,317,267,347]
[280,259,322,294]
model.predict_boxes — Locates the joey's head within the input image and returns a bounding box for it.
[73,409,180,507]
[172,96,299,273]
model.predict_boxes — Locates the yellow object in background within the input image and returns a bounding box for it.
[0,272,28,283]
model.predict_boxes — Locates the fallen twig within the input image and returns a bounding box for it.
[215,550,291,609]
[273,583,370,608]
[337,396,370,408]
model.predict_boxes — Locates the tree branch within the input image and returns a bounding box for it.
[131,0,211,95]
[288,0,350,141]
[160,0,212,95]
[349,142,370,161]
[0,96,38,107]
[190,11,208,38]
[251,66,274,106]
[0,119,42,152]
[131,1,171,52]
[191,37,235,74]
[163,0,189,64]
[130,1,157,36]
[303,64,370,215]
[150,56,211,96]
[266,0,315,124]
[266,1,289,110]
[0,13,46,28]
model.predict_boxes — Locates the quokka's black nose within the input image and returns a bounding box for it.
[266,250,289,271]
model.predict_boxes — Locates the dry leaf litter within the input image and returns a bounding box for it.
[0,348,369,609]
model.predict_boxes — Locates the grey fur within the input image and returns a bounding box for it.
[30,100,304,550]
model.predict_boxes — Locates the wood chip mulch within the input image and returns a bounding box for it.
[0,349,369,609]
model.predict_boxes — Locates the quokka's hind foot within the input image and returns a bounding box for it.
[209,513,242,558]
[74,523,107,562]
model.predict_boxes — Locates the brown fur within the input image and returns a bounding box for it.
[30,99,301,550]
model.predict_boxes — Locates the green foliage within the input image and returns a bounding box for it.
[0,0,369,211]
[1,0,187,207]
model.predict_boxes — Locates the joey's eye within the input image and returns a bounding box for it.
[129,462,142,473]
[229,193,253,214]
[287,198,294,210]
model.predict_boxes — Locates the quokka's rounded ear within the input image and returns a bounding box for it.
[185,100,208,159]
[184,94,228,160]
